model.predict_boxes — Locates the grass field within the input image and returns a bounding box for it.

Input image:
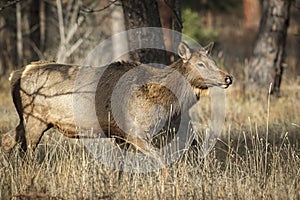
[0,71,299,199]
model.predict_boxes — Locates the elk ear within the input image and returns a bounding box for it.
[204,42,214,55]
[178,42,192,62]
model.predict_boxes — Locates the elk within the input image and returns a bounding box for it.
[2,42,232,165]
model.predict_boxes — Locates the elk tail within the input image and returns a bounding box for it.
[9,68,25,122]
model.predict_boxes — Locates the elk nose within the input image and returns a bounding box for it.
[225,76,233,85]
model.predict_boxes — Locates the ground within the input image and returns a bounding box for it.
[0,68,299,199]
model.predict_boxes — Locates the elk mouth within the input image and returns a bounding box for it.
[218,83,230,89]
[193,83,230,99]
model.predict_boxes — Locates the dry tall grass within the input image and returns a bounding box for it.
[0,71,299,199]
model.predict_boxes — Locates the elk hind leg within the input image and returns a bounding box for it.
[24,116,52,153]
[2,129,18,154]
[2,122,26,155]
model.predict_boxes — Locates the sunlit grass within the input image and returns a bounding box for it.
[0,73,299,199]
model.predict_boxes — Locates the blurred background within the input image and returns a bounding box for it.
[0,1,299,198]
[0,0,299,88]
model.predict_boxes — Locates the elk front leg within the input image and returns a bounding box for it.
[126,134,166,168]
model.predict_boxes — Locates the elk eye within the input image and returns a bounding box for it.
[198,62,205,68]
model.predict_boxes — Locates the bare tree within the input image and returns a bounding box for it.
[56,0,93,63]
[0,0,119,76]
[16,1,23,66]
[56,0,103,62]
[248,0,291,96]
[0,0,45,74]
[0,16,14,76]
[0,1,18,76]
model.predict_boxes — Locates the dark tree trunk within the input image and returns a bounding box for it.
[16,1,23,66]
[0,2,17,76]
[120,0,168,65]
[0,17,15,76]
[29,0,40,61]
[173,0,182,61]
[248,0,291,96]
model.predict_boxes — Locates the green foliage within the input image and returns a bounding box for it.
[182,8,218,44]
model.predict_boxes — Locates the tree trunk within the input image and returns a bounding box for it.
[248,0,291,96]
[111,5,128,61]
[16,1,23,66]
[29,0,41,61]
[0,15,15,76]
[0,2,18,76]
[120,0,168,65]
[173,0,182,61]
[39,0,46,52]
